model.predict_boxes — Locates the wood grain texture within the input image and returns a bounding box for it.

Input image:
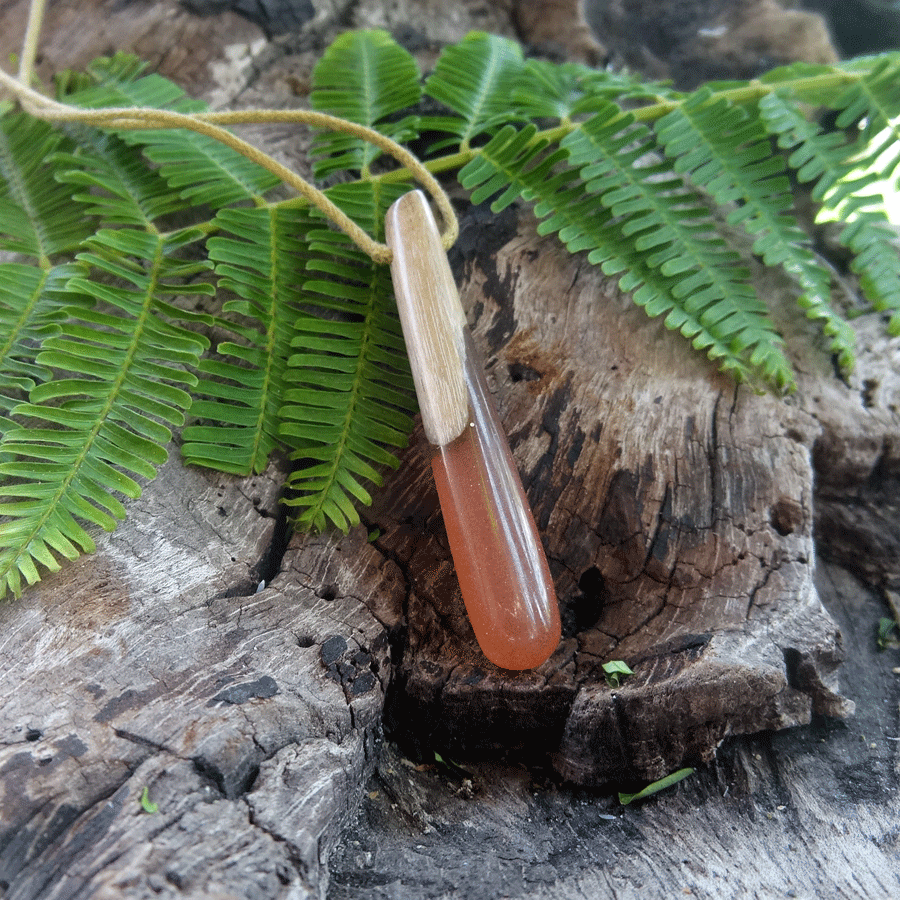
[1,1,898,898]
[0,456,396,898]
[330,557,900,900]
[386,190,469,447]
[0,0,264,95]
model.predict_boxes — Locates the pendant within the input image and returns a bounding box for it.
[385,190,560,670]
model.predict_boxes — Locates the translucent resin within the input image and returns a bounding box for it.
[431,332,561,670]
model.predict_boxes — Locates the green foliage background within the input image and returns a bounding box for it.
[1,30,899,599]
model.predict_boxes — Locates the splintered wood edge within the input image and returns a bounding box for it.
[386,190,469,447]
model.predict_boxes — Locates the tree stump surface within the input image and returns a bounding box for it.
[1,1,899,898]
[369,211,854,785]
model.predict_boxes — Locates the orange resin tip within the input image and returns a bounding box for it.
[385,190,561,670]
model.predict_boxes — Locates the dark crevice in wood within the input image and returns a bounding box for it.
[207,496,292,600]
[112,728,171,754]
[190,754,236,799]
[255,498,293,587]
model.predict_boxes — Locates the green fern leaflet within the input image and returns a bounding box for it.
[1,30,900,599]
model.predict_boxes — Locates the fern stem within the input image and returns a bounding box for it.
[634,73,858,121]
[0,266,50,364]
[377,148,478,184]
[246,207,284,471]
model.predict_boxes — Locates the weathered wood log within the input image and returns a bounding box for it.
[810,314,900,593]
[0,458,385,898]
[0,450,413,897]
[2,1,899,898]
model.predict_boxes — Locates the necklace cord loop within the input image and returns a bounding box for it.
[0,65,458,265]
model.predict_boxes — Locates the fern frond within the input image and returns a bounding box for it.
[653,89,854,371]
[423,32,526,150]
[460,114,791,387]
[577,69,685,108]
[0,263,90,431]
[510,59,682,124]
[280,182,416,532]
[0,88,215,598]
[0,227,210,599]
[571,107,791,384]
[832,58,900,333]
[55,52,154,100]
[0,112,96,260]
[834,55,900,139]
[310,29,422,178]
[509,59,595,122]
[54,129,190,227]
[132,125,282,207]
[760,88,900,333]
[57,57,192,115]
[181,206,310,474]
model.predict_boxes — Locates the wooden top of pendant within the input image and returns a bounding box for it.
[386,190,469,447]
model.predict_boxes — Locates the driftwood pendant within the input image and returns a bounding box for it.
[385,190,561,670]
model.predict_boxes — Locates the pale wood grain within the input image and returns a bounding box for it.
[386,190,469,447]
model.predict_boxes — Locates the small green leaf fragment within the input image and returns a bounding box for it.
[602,659,634,688]
[618,767,695,806]
[433,750,471,778]
[139,786,158,814]
[877,617,899,651]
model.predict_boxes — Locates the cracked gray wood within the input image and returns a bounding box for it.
[1,1,899,898]
[0,457,393,899]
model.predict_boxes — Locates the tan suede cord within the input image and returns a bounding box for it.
[1,29,458,264]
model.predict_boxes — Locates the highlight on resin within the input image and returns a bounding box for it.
[386,190,561,670]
